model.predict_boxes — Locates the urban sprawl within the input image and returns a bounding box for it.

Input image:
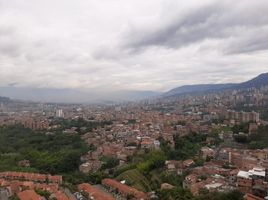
[1,86,268,200]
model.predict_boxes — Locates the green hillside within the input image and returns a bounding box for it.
[116,169,152,192]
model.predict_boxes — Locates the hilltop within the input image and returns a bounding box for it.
[164,72,268,97]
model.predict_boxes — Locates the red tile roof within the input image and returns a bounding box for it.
[78,183,115,200]
[102,179,148,200]
[48,175,63,183]
[17,190,43,200]
[246,193,264,200]
[53,191,70,200]
[0,179,59,194]
[0,171,62,184]
[35,183,59,193]
[10,181,22,194]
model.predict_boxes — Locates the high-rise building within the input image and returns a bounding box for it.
[226,110,260,123]
[55,109,64,118]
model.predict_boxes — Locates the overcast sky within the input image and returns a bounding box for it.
[0,0,268,92]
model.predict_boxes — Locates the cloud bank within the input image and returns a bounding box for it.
[0,0,268,94]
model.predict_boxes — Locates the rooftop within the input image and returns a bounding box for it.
[17,190,42,200]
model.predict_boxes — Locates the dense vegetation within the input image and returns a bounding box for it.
[50,117,112,133]
[248,125,268,149]
[233,125,268,149]
[158,189,243,200]
[232,123,249,134]
[159,133,207,160]
[197,190,244,200]
[158,188,194,200]
[136,150,167,174]
[0,125,88,174]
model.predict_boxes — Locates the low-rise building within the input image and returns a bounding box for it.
[78,183,115,200]
[102,178,148,200]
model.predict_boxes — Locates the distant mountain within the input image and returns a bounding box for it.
[236,72,268,89]
[164,72,268,97]
[0,87,160,103]
[1,73,267,103]
[164,83,236,97]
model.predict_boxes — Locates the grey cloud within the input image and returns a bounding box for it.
[0,26,22,57]
[93,46,123,60]
[124,3,222,48]
[8,82,19,87]
[224,27,268,54]
[0,42,21,57]
[0,26,16,36]
[122,1,268,54]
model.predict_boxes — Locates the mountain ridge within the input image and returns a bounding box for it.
[0,73,267,103]
[163,72,268,97]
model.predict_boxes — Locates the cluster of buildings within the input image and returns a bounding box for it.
[225,110,260,123]
[0,114,49,130]
[77,178,149,200]
[0,172,71,200]
[180,147,268,199]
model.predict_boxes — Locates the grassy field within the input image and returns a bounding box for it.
[116,169,152,192]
